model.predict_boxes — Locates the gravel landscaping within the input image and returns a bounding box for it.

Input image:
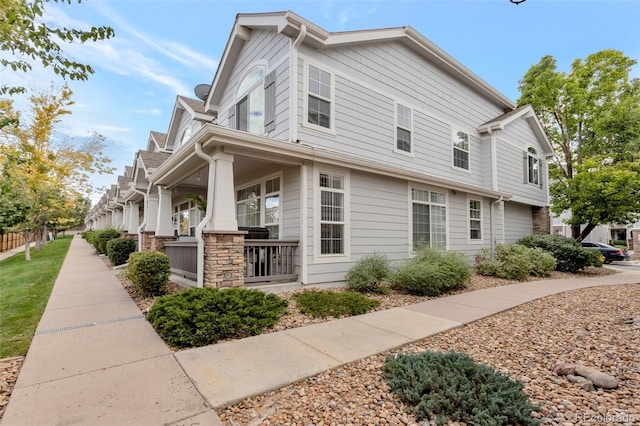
[218,282,640,426]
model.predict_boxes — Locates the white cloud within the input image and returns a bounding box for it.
[133,108,162,115]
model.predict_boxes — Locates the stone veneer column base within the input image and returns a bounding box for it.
[532,206,551,235]
[202,231,246,288]
[631,230,640,258]
[151,235,177,253]
[140,231,155,252]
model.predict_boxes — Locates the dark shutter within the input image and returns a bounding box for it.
[264,70,276,133]
[227,106,236,130]
[523,152,529,184]
[538,160,544,188]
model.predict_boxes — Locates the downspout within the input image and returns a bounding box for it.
[131,187,147,251]
[490,196,504,253]
[194,141,215,288]
[300,162,308,284]
[290,24,307,144]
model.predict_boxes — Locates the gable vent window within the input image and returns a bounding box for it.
[307,65,332,129]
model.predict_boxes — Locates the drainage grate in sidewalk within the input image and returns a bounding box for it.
[34,314,144,335]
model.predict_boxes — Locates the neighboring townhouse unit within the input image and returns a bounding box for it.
[86,11,554,288]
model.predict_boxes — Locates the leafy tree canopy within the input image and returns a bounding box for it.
[1,0,114,96]
[518,49,640,241]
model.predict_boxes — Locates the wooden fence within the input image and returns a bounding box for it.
[0,233,33,253]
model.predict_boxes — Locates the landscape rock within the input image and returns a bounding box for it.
[574,364,619,389]
[554,362,576,376]
[566,374,595,392]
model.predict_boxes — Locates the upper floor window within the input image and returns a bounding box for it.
[396,104,412,154]
[469,199,482,241]
[453,131,470,170]
[527,147,539,185]
[235,67,265,134]
[411,188,446,251]
[307,64,332,129]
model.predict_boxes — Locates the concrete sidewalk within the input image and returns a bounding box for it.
[1,235,222,426]
[3,236,640,425]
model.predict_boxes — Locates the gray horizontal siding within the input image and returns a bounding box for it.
[504,202,533,243]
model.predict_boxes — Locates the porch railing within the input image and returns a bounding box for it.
[162,239,299,284]
[244,239,299,284]
[163,241,197,280]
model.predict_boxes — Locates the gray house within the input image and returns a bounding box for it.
[88,11,554,288]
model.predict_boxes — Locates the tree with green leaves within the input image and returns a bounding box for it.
[1,0,114,95]
[0,84,113,259]
[518,49,640,241]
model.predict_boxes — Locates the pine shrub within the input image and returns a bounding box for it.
[147,287,288,348]
[391,249,471,296]
[127,251,170,296]
[384,350,541,425]
[293,290,380,318]
[93,228,122,255]
[106,237,137,266]
[516,234,602,272]
[346,253,391,294]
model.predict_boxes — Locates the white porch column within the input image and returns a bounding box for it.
[206,152,238,231]
[123,204,131,232]
[113,208,123,230]
[145,192,159,232]
[156,186,174,236]
[128,202,140,233]
[106,211,113,228]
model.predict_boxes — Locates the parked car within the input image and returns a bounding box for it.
[580,241,630,263]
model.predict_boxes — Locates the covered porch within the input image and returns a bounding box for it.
[148,124,312,287]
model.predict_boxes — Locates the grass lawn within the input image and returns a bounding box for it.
[0,236,73,358]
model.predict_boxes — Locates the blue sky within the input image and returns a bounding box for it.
[5,0,640,204]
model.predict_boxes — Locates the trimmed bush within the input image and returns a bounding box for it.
[82,230,97,244]
[127,251,170,296]
[147,287,288,348]
[384,350,541,425]
[106,237,137,266]
[293,290,380,318]
[93,228,122,255]
[391,249,472,296]
[346,253,392,294]
[516,234,602,272]
[475,244,556,281]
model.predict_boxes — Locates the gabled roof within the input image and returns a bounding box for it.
[138,150,171,171]
[124,166,133,178]
[478,104,554,156]
[117,175,132,189]
[205,10,515,112]
[164,96,215,151]
[147,131,167,152]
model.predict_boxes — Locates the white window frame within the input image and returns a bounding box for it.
[235,63,267,135]
[172,200,201,238]
[468,197,483,243]
[527,147,540,186]
[303,60,335,134]
[314,166,350,262]
[394,102,414,156]
[408,184,448,253]
[452,129,471,172]
[235,172,283,239]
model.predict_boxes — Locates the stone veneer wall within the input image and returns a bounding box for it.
[151,235,177,253]
[140,231,155,252]
[631,230,640,258]
[532,206,551,235]
[202,231,246,288]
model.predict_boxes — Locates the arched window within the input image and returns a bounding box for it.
[180,127,192,146]
[235,66,265,134]
[527,147,539,185]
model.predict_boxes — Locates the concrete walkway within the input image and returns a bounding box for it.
[3,236,640,425]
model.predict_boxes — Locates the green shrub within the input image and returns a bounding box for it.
[384,350,541,425]
[293,290,380,318]
[391,249,472,296]
[127,251,170,296]
[346,253,391,294]
[93,228,122,255]
[610,239,626,247]
[516,234,602,272]
[475,244,556,280]
[82,230,96,243]
[106,237,137,266]
[147,287,288,348]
